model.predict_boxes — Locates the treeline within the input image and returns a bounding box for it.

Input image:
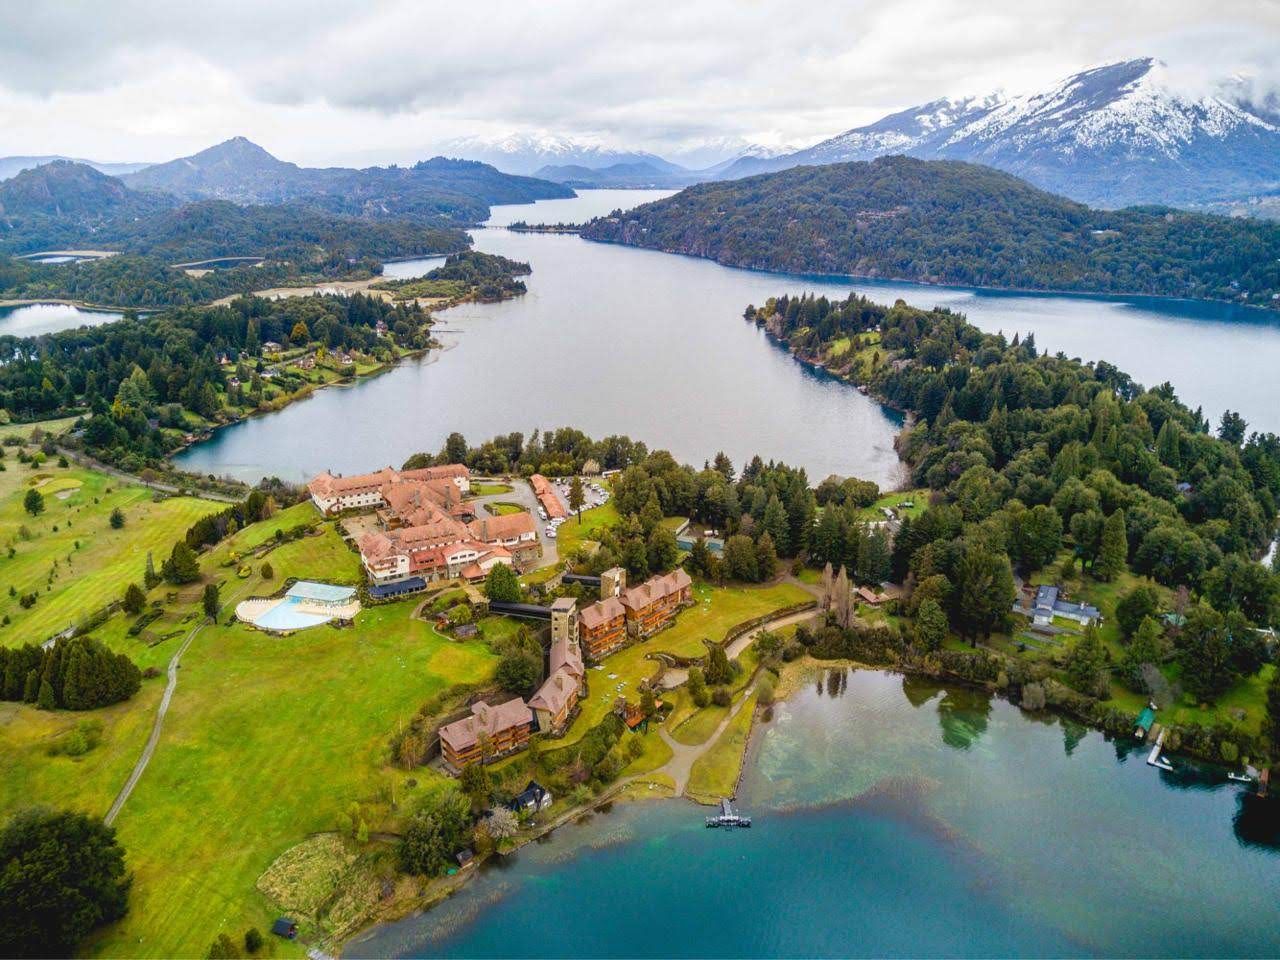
[581,156,1280,309]
[0,292,429,470]
[0,201,466,272]
[752,289,1280,711]
[0,636,141,710]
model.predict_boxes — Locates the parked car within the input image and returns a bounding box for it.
[546,527,558,539]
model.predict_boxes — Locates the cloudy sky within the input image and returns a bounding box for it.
[0,0,1276,167]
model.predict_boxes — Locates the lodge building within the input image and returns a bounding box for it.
[438,697,533,769]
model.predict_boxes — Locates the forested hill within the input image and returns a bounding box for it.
[580,156,1280,309]
[122,137,574,214]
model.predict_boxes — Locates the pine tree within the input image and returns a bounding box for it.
[915,598,948,652]
[755,531,778,581]
[1065,626,1109,698]
[761,494,789,555]
[162,541,200,584]
[37,678,55,710]
[1096,509,1127,581]
[1264,668,1280,763]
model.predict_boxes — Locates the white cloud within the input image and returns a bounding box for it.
[0,0,1275,165]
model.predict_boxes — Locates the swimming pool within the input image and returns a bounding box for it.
[235,581,360,632]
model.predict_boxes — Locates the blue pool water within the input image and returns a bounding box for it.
[252,597,333,631]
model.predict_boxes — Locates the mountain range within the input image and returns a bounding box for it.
[716,59,1280,209]
[0,155,150,183]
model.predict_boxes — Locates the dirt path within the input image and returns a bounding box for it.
[657,686,756,796]
[57,446,242,504]
[104,588,248,825]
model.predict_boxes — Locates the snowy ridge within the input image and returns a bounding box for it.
[720,58,1280,209]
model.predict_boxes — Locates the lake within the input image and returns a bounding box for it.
[175,188,1280,485]
[348,670,1280,958]
[0,302,126,337]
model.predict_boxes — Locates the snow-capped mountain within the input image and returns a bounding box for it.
[717,59,1280,209]
[437,133,680,176]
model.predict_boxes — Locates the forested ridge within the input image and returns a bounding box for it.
[0,292,431,470]
[581,156,1280,308]
[744,290,1280,754]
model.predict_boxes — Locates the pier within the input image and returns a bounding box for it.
[706,798,752,828]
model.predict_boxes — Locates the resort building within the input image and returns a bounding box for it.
[621,568,694,637]
[529,620,585,735]
[439,697,533,769]
[530,473,567,519]
[468,512,541,562]
[358,525,513,586]
[579,596,627,659]
[308,464,470,515]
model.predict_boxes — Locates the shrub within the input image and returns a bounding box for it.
[244,928,263,954]
[260,562,273,580]
[711,686,732,707]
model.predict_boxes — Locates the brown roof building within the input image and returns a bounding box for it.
[621,569,693,638]
[309,464,470,515]
[579,596,627,659]
[439,698,532,769]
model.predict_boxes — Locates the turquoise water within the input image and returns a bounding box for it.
[251,597,331,631]
[349,671,1280,958]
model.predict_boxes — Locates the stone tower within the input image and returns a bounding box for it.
[600,566,627,601]
[550,596,578,646]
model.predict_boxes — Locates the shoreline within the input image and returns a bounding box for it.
[579,234,1280,317]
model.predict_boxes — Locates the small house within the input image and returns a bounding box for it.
[508,780,552,814]
[271,918,298,940]
[455,848,475,868]
[856,586,884,605]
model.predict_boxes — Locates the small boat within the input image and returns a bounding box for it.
[1227,771,1254,783]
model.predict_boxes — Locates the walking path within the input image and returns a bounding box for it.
[57,445,242,504]
[658,685,756,796]
[104,587,248,825]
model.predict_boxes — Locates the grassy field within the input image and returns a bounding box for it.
[90,520,497,958]
[0,468,224,646]
[469,482,512,497]
[648,581,811,659]
[0,499,498,958]
[484,501,525,516]
[857,488,929,522]
[554,498,620,556]
[686,692,758,802]
[0,681,165,820]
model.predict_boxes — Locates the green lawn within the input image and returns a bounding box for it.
[485,501,525,516]
[0,415,80,444]
[87,541,497,957]
[470,482,513,497]
[647,581,811,659]
[0,681,165,821]
[554,498,620,556]
[620,726,673,776]
[857,488,929,522]
[0,498,498,958]
[0,469,224,646]
[686,692,758,802]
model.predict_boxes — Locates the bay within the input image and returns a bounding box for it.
[349,671,1280,958]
